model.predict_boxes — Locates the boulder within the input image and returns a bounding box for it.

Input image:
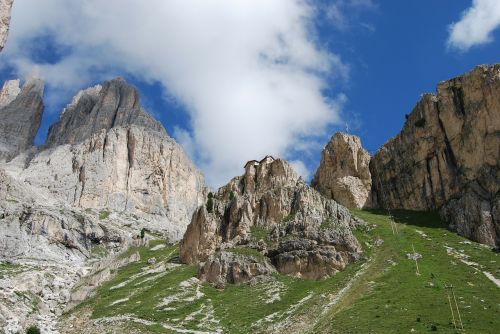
[198,251,276,288]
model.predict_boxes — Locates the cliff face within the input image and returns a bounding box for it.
[1,77,206,240]
[0,79,44,161]
[0,77,206,330]
[0,0,13,52]
[180,156,363,284]
[370,64,500,246]
[45,78,165,148]
[312,132,372,209]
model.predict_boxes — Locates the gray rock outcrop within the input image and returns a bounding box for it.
[0,0,13,52]
[45,78,164,148]
[0,79,44,161]
[0,77,207,331]
[312,132,372,209]
[180,156,363,282]
[370,64,500,247]
[198,251,276,288]
[1,77,205,240]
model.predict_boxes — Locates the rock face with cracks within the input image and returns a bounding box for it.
[180,156,363,283]
[312,132,372,209]
[0,77,206,332]
[0,0,13,52]
[370,64,500,247]
[0,79,44,162]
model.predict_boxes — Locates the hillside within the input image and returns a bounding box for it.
[59,210,499,334]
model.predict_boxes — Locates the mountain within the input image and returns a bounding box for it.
[180,155,364,286]
[313,64,500,248]
[0,0,13,52]
[0,79,44,161]
[0,77,205,332]
[370,64,499,247]
[311,132,372,209]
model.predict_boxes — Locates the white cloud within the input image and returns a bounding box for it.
[325,0,377,32]
[448,0,500,51]
[2,0,347,186]
[289,160,311,180]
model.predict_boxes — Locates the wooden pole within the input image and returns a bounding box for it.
[447,292,457,330]
[452,287,464,330]
[412,244,420,276]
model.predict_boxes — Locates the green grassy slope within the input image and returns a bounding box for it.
[313,210,499,334]
[62,211,499,333]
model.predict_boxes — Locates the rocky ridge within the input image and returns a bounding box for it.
[0,79,44,161]
[180,156,364,286]
[370,64,500,247]
[311,65,499,248]
[0,77,206,332]
[312,132,372,209]
[0,0,13,52]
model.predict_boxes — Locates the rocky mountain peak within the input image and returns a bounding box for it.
[229,155,301,196]
[370,64,500,247]
[0,77,44,161]
[0,79,21,108]
[45,77,165,148]
[180,155,363,284]
[312,132,372,209]
[0,0,13,52]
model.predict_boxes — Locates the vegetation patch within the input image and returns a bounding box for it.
[250,225,269,240]
[98,210,111,220]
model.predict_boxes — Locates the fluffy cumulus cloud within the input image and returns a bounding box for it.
[448,0,500,51]
[2,0,347,186]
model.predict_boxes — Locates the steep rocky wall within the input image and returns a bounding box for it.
[14,125,205,240]
[45,78,164,148]
[0,79,44,161]
[312,132,372,209]
[0,0,13,52]
[1,77,205,240]
[370,64,500,246]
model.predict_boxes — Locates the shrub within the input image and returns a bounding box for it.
[206,192,214,213]
[140,228,146,239]
[229,191,235,201]
[99,210,111,220]
[26,326,40,334]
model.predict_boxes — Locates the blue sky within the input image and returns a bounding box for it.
[1,0,499,187]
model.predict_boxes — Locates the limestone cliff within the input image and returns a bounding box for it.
[180,156,363,284]
[312,132,372,209]
[45,78,164,148]
[0,79,44,162]
[0,77,206,331]
[0,0,13,52]
[370,64,500,246]
[2,77,205,240]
